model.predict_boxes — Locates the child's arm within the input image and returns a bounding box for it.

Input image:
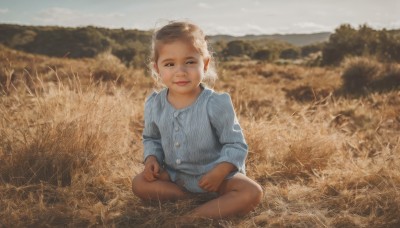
[207,93,248,174]
[198,162,236,192]
[142,93,164,165]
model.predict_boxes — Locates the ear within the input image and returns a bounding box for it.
[153,62,160,74]
[203,57,210,72]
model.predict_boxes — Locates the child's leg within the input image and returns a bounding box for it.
[132,169,191,201]
[183,173,263,220]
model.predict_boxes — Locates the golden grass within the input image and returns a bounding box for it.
[1,47,399,227]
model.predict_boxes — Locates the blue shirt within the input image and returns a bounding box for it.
[142,86,248,193]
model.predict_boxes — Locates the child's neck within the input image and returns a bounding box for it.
[167,86,203,110]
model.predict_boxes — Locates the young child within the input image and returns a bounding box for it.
[132,21,263,221]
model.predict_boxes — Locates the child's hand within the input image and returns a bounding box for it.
[198,168,226,192]
[198,162,236,192]
[143,156,160,182]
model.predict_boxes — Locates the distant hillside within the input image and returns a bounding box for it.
[0,24,330,51]
[1,23,399,69]
[0,24,329,65]
[209,32,331,46]
[0,24,152,67]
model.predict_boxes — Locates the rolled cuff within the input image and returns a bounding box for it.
[143,141,164,164]
[215,144,247,174]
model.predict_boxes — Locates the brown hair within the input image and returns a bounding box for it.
[150,21,217,87]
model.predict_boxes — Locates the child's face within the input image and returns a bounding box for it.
[155,40,209,96]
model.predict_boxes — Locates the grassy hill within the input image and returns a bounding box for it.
[0,44,399,227]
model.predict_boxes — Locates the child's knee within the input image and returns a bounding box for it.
[243,181,263,206]
[251,182,263,203]
[131,173,145,196]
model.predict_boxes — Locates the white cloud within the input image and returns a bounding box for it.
[389,20,400,28]
[0,8,9,14]
[197,2,211,9]
[202,24,243,36]
[35,7,78,23]
[366,21,400,31]
[293,22,332,33]
[33,7,125,28]
[245,24,267,34]
[203,23,270,36]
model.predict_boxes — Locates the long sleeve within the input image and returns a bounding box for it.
[142,92,164,164]
[207,93,248,173]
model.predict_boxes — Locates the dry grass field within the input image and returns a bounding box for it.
[1,45,399,227]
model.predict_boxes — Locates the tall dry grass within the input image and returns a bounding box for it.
[0,72,145,226]
[1,47,399,227]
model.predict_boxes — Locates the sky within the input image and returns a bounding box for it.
[0,0,399,36]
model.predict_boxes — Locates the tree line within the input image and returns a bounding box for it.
[0,23,399,66]
[322,24,400,65]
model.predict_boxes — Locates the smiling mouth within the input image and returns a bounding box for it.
[175,81,190,86]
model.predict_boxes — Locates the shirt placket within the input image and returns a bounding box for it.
[173,111,185,167]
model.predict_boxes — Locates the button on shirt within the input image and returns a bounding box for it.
[142,86,248,193]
